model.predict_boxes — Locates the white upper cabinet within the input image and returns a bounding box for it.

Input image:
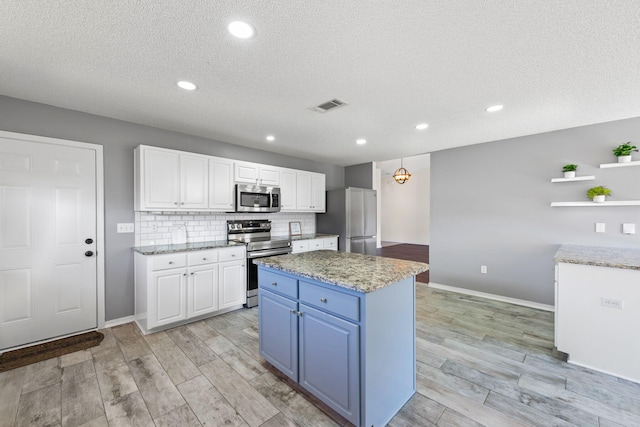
[280,168,298,211]
[297,171,326,212]
[135,144,325,213]
[180,153,209,210]
[135,145,208,211]
[235,161,281,186]
[209,157,234,211]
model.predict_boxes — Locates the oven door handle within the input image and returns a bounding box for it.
[247,248,292,259]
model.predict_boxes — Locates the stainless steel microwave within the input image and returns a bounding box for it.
[235,184,281,213]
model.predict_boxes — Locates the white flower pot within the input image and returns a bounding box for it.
[564,171,576,178]
[593,195,606,203]
[617,155,632,163]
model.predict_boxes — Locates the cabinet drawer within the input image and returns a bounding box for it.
[292,240,309,253]
[322,238,337,250]
[151,253,187,270]
[259,270,297,299]
[308,239,324,251]
[299,281,359,321]
[219,246,246,262]
[188,250,218,266]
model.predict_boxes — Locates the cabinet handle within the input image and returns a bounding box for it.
[231,254,236,257]
[183,273,187,276]
[271,282,277,286]
[190,272,194,275]
[320,297,327,303]
[297,311,303,317]
[168,261,174,264]
[202,257,207,260]
[174,202,179,205]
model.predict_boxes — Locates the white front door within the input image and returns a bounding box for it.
[0,135,98,350]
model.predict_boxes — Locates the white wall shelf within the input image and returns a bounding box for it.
[600,160,640,169]
[550,200,640,207]
[550,176,595,183]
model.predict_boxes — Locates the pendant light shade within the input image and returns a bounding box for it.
[393,158,411,184]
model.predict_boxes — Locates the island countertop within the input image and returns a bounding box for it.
[554,244,640,270]
[255,250,429,293]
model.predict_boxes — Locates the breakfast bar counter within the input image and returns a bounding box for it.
[255,250,428,427]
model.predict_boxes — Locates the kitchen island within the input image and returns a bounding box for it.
[554,244,640,383]
[256,250,429,427]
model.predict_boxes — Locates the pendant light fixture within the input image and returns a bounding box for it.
[393,158,411,184]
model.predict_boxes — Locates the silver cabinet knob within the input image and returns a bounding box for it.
[320,297,327,303]
[271,282,277,286]
[297,311,303,317]
[168,261,174,264]
[290,309,296,314]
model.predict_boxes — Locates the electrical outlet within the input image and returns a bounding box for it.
[601,297,623,309]
[622,223,636,234]
[480,265,487,274]
[117,223,135,233]
[595,223,605,233]
[152,223,158,232]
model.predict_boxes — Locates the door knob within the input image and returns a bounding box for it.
[85,251,94,257]
[85,238,93,244]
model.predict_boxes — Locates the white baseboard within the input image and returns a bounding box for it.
[105,315,136,329]
[428,282,555,312]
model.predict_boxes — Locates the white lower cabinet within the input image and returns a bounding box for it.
[291,236,338,254]
[135,246,246,334]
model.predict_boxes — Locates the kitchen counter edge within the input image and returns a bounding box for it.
[554,244,640,270]
[133,240,245,255]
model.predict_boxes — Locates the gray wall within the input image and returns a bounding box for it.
[0,95,345,321]
[345,163,373,189]
[431,117,640,305]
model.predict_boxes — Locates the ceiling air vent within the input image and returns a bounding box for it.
[311,98,347,113]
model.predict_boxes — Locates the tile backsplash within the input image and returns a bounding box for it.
[134,212,317,247]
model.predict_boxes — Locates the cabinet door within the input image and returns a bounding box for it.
[259,165,280,185]
[299,304,359,425]
[143,148,180,209]
[296,172,312,210]
[219,260,246,309]
[259,290,298,381]
[209,157,234,210]
[235,161,260,184]
[280,168,297,211]
[310,173,326,212]
[188,265,219,318]
[180,154,209,209]
[149,269,187,329]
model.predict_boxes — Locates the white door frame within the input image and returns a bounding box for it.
[0,130,106,329]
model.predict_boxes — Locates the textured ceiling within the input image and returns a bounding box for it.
[1,1,640,166]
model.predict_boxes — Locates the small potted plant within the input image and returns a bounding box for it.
[587,186,611,203]
[562,164,578,178]
[612,142,638,163]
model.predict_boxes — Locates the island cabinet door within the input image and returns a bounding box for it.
[258,290,298,381]
[298,304,359,426]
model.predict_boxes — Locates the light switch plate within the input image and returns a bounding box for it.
[595,223,605,233]
[117,223,135,233]
[622,223,636,234]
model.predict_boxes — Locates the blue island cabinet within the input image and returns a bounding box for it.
[258,266,416,427]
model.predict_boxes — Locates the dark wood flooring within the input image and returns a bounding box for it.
[377,243,430,283]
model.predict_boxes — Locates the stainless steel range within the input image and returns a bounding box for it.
[227,220,292,308]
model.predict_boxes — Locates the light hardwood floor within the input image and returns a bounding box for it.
[2,284,640,427]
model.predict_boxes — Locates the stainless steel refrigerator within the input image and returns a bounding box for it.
[317,187,377,255]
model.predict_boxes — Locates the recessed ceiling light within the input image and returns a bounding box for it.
[356,139,367,145]
[228,21,255,39]
[415,123,429,130]
[486,104,504,112]
[177,81,197,90]
[266,135,275,142]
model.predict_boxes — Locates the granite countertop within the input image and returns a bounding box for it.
[133,240,244,255]
[255,250,429,293]
[554,244,640,270]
